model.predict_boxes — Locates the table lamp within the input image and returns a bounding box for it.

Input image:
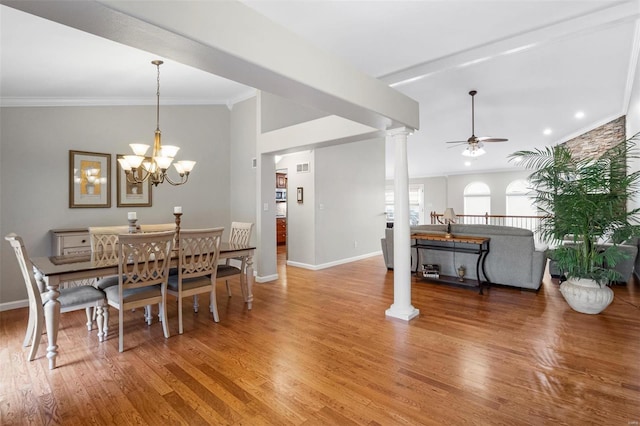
[443,208,456,238]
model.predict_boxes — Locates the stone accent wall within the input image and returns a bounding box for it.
[563,116,625,160]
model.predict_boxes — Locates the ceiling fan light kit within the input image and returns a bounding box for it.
[446,90,508,157]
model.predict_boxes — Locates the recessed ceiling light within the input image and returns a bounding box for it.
[575,111,585,119]
[512,157,522,163]
[464,161,471,166]
[543,128,552,136]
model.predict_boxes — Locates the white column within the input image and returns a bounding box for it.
[385,127,419,321]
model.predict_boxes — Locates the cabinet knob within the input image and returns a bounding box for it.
[81,239,86,243]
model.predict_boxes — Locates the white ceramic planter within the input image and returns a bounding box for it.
[559,277,614,314]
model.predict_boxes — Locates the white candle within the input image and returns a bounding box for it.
[127,212,137,220]
[174,206,182,214]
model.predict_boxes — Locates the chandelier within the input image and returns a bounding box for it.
[117,60,195,186]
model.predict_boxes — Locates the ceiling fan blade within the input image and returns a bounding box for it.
[445,140,468,144]
[447,142,467,149]
[477,137,508,142]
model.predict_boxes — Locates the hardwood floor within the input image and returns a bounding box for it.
[1,255,639,425]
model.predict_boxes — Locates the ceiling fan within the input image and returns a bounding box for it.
[446,90,508,157]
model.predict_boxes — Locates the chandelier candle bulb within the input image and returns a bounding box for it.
[174,206,182,214]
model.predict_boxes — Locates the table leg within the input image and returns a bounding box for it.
[35,271,61,369]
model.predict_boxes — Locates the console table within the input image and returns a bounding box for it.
[411,233,491,294]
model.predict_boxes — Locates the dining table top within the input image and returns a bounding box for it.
[31,242,256,278]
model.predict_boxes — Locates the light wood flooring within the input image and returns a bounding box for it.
[1,253,639,425]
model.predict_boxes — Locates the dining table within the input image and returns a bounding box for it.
[30,242,255,369]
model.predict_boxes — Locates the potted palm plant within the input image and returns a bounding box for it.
[509,135,640,314]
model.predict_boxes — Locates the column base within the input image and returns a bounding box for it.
[385,305,420,321]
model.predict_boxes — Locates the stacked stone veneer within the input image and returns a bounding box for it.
[563,116,626,161]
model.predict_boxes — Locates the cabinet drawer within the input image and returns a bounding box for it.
[63,246,92,255]
[62,235,90,248]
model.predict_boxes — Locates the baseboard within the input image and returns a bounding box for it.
[256,274,278,283]
[287,251,382,271]
[0,299,28,312]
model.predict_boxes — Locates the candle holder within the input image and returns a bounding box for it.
[128,218,138,234]
[457,265,466,282]
[173,212,182,250]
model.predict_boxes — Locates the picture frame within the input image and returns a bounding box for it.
[297,187,304,203]
[69,150,111,208]
[116,154,152,207]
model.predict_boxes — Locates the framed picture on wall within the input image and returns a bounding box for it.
[116,154,152,207]
[69,150,111,208]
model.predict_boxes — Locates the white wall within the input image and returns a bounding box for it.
[0,105,230,305]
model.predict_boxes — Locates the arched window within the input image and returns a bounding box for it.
[506,179,536,217]
[463,182,490,221]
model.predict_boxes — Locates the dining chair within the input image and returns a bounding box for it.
[139,223,176,233]
[103,230,174,352]
[167,227,224,334]
[218,222,254,298]
[4,233,107,361]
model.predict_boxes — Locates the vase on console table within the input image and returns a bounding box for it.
[457,265,466,282]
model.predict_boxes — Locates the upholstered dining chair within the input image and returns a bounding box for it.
[103,230,174,352]
[4,233,107,361]
[167,227,224,334]
[218,222,254,298]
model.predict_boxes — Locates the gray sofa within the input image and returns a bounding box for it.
[381,224,547,291]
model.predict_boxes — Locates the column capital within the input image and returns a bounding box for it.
[387,126,414,138]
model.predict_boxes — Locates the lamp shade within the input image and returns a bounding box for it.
[443,208,456,221]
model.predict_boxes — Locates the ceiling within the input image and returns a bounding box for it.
[1,1,639,179]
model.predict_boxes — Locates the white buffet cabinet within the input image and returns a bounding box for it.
[50,228,91,256]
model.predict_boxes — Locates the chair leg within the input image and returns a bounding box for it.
[27,303,43,362]
[226,280,232,298]
[178,296,183,335]
[23,303,35,347]
[144,305,152,325]
[118,309,124,353]
[160,300,170,339]
[210,289,219,323]
[85,307,93,331]
[193,294,199,313]
[103,306,109,339]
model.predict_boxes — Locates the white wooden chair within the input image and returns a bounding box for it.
[88,225,129,288]
[103,230,174,352]
[218,222,254,298]
[5,233,107,360]
[167,227,224,334]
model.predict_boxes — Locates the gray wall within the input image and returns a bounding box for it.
[410,176,448,219]
[260,92,330,133]
[445,170,531,215]
[315,138,386,264]
[229,97,258,241]
[0,105,230,305]
[276,151,315,266]
[388,171,530,222]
